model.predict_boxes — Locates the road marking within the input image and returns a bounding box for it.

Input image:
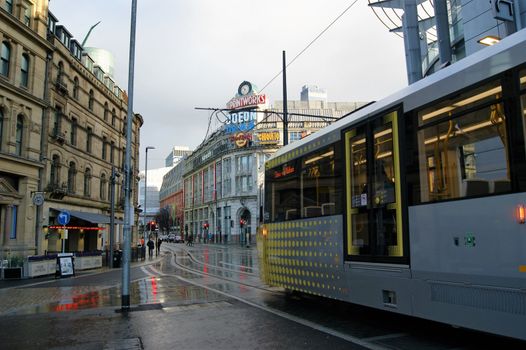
[362,333,408,341]
[167,253,389,350]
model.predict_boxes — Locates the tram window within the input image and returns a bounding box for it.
[349,132,367,208]
[301,146,341,217]
[266,160,300,221]
[416,94,510,203]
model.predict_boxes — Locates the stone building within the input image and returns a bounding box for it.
[0,0,53,260]
[0,0,143,264]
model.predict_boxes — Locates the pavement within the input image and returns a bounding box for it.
[0,244,365,350]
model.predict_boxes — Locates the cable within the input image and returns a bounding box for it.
[260,0,359,92]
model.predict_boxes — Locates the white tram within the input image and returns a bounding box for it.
[259,28,526,340]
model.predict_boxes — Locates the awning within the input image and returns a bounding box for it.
[52,208,123,224]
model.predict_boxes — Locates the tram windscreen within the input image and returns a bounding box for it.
[265,144,342,222]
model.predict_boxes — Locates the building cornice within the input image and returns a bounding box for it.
[0,77,49,108]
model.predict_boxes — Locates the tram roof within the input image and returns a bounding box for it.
[270,28,526,162]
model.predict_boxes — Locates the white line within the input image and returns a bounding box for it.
[362,333,408,341]
[140,266,156,277]
[167,253,389,350]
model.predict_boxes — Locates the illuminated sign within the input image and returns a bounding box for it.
[227,94,267,110]
[225,111,256,134]
[257,131,280,144]
[272,165,295,179]
[230,132,252,148]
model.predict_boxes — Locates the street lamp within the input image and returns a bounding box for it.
[144,146,155,243]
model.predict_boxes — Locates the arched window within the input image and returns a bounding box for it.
[67,161,76,194]
[84,167,92,197]
[1,42,10,77]
[100,173,107,200]
[50,155,61,187]
[20,54,29,88]
[73,77,79,99]
[122,116,127,136]
[111,108,116,126]
[102,136,107,160]
[88,89,94,110]
[15,115,23,156]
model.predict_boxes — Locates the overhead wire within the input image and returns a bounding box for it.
[259,0,360,93]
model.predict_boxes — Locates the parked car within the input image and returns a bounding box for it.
[167,233,175,242]
[174,235,184,243]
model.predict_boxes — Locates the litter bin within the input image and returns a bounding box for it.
[113,250,122,268]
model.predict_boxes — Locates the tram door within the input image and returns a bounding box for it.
[344,111,405,260]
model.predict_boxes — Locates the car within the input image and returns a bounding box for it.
[167,233,175,242]
[174,235,184,243]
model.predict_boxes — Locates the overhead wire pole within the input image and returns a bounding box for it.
[282,50,288,146]
[122,0,138,310]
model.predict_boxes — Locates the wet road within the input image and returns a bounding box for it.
[0,243,524,349]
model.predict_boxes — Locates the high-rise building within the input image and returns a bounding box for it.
[165,145,192,167]
[300,85,327,102]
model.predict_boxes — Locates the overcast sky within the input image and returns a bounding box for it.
[49,0,407,170]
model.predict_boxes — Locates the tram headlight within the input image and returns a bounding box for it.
[517,205,525,224]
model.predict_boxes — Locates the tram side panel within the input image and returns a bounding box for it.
[409,194,526,340]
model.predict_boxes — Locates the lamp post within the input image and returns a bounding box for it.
[144,146,155,243]
[109,166,120,268]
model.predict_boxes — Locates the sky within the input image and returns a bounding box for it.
[49,0,407,170]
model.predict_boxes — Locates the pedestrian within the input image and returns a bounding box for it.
[147,237,154,259]
[156,237,162,256]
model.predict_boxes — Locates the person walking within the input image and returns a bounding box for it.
[147,238,154,259]
[156,237,162,256]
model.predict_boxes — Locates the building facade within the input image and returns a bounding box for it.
[180,81,368,244]
[164,145,191,167]
[0,0,52,260]
[0,0,143,262]
[159,158,186,234]
[369,0,526,82]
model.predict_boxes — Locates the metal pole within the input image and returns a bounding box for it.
[144,147,148,242]
[109,166,116,268]
[282,50,288,146]
[122,0,138,310]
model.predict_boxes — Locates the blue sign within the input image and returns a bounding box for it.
[57,211,71,226]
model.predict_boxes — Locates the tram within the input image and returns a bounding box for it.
[259,28,526,340]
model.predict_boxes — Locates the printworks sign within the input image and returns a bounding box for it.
[226,81,267,110]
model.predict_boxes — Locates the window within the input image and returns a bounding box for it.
[110,141,115,163]
[73,77,79,99]
[1,42,10,77]
[104,102,109,121]
[50,155,60,186]
[266,145,342,222]
[266,160,300,221]
[215,161,222,199]
[223,157,231,196]
[0,108,4,151]
[23,6,31,26]
[20,54,29,88]
[5,0,13,13]
[411,80,510,203]
[122,116,127,136]
[88,89,94,110]
[9,205,17,239]
[289,131,302,143]
[15,115,23,156]
[70,117,77,146]
[86,127,92,153]
[67,162,76,194]
[84,168,91,197]
[52,106,62,136]
[57,61,64,82]
[112,109,116,126]
[102,136,107,160]
[100,174,107,200]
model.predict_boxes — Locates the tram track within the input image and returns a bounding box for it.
[151,248,391,350]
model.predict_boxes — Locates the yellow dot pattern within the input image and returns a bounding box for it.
[265,133,340,170]
[260,217,348,299]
